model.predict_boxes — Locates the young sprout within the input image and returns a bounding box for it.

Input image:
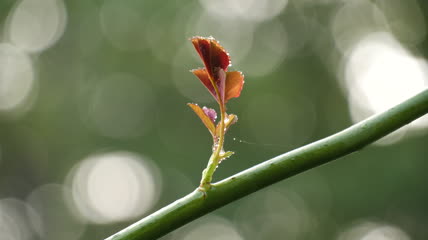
[187,36,244,190]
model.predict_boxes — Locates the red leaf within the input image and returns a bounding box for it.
[191,36,230,80]
[192,68,227,104]
[225,71,244,103]
[191,68,217,100]
[210,39,230,71]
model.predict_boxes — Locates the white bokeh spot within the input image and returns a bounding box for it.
[338,221,410,240]
[69,151,161,224]
[344,32,428,144]
[6,0,67,53]
[0,43,36,114]
[180,216,244,240]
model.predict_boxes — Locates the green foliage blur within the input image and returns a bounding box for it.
[0,0,427,239]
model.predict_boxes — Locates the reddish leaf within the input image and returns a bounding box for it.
[209,39,230,71]
[191,68,217,100]
[191,38,212,73]
[187,103,216,137]
[191,36,230,80]
[225,71,244,103]
[192,68,227,104]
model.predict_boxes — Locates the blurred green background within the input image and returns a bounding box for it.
[0,0,428,239]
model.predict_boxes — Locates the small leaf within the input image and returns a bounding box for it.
[224,114,238,129]
[216,113,238,136]
[191,68,217,100]
[219,151,234,162]
[187,103,216,137]
[225,71,244,103]
[192,68,227,105]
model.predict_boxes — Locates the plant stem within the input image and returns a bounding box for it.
[105,89,428,240]
[199,152,217,189]
[199,97,226,189]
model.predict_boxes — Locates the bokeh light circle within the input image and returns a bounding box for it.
[68,151,161,224]
[338,221,410,240]
[343,32,428,144]
[6,0,67,53]
[0,43,36,114]
[178,216,244,240]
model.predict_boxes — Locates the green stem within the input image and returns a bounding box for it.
[199,99,226,189]
[199,151,217,189]
[105,89,428,240]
